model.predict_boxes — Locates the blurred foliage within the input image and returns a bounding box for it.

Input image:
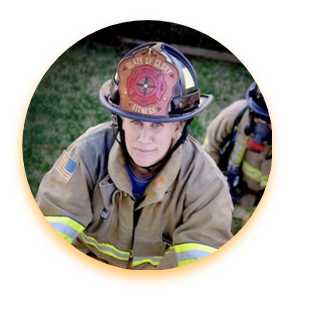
[81,20,231,53]
[23,22,254,235]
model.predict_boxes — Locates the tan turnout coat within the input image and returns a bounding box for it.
[203,100,272,212]
[36,122,233,269]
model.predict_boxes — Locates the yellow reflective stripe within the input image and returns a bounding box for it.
[132,258,159,267]
[174,243,217,254]
[243,161,261,177]
[132,256,163,267]
[203,136,209,147]
[80,233,130,261]
[56,230,73,244]
[173,243,217,267]
[46,216,85,232]
[132,249,172,267]
[261,175,269,187]
[242,161,261,182]
[45,216,85,243]
[165,249,172,255]
[177,259,198,267]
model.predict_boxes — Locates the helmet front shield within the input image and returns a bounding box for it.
[99,42,213,122]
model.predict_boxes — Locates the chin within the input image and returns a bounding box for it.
[134,159,155,168]
[131,154,159,168]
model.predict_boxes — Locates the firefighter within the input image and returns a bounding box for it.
[203,82,272,226]
[36,42,233,270]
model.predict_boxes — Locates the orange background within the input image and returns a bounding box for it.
[9,16,283,289]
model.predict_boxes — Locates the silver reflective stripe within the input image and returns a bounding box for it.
[176,250,210,262]
[80,233,130,261]
[50,222,80,241]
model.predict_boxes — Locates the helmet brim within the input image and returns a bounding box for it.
[99,80,213,123]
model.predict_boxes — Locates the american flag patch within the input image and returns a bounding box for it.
[53,151,79,184]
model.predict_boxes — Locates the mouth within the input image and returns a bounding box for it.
[134,148,154,155]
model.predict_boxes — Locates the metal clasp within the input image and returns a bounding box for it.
[101,208,109,220]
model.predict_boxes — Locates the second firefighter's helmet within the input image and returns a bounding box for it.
[246,82,269,120]
[99,42,213,122]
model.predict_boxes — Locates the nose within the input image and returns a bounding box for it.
[138,126,152,143]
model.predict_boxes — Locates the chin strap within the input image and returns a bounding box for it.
[111,116,193,174]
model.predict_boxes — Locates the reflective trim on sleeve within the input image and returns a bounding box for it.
[242,161,261,182]
[132,255,163,267]
[261,175,269,187]
[55,230,73,244]
[45,216,85,244]
[173,243,217,267]
[80,233,130,261]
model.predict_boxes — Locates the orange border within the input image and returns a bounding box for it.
[9,16,283,289]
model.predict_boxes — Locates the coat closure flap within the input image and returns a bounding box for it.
[108,141,134,197]
[99,175,119,209]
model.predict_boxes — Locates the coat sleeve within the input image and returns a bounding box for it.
[157,164,234,269]
[36,145,95,246]
[203,100,247,164]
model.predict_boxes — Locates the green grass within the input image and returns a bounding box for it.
[23,41,253,234]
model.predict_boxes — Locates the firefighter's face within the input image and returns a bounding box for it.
[122,118,182,168]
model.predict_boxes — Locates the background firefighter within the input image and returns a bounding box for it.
[203,82,272,227]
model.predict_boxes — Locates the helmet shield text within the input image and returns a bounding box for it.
[118,47,179,118]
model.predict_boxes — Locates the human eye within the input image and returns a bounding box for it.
[152,123,163,129]
[132,120,142,126]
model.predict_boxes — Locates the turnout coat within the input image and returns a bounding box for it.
[36,122,233,270]
[203,100,272,213]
